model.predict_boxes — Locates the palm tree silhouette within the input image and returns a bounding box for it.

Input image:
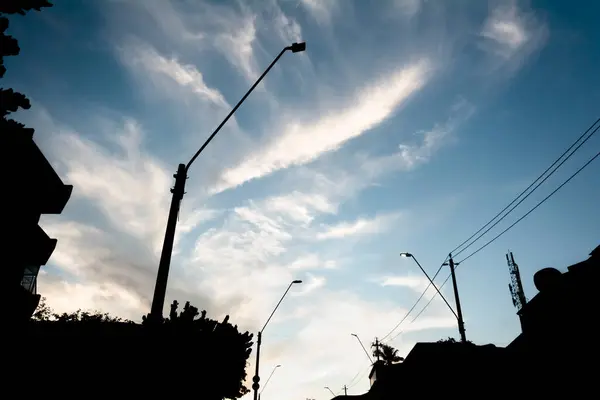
[372,342,404,365]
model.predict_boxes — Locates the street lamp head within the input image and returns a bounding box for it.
[289,42,306,53]
[292,279,302,284]
[400,252,413,258]
[276,364,281,368]
[351,333,358,337]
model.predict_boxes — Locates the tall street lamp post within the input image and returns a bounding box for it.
[399,252,467,343]
[149,42,306,321]
[258,364,281,400]
[253,280,302,400]
[324,387,336,397]
[351,333,373,363]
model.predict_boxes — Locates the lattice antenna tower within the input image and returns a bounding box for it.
[507,251,527,311]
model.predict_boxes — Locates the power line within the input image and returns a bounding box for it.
[389,272,454,342]
[454,121,599,258]
[384,118,600,342]
[450,117,600,257]
[379,255,449,342]
[347,364,372,389]
[345,366,364,388]
[457,149,600,263]
[404,149,600,328]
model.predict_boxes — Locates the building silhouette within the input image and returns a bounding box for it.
[3,128,72,322]
[330,245,599,399]
[507,244,599,394]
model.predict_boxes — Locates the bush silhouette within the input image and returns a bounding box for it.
[31,298,254,399]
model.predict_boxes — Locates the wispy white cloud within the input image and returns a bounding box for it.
[379,275,427,289]
[479,0,548,72]
[293,273,327,295]
[316,213,402,240]
[298,0,339,24]
[48,119,171,250]
[214,14,259,82]
[214,59,433,193]
[360,97,476,177]
[263,191,338,225]
[393,0,423,17]
[288,254,338,270]
[120,40,230,108]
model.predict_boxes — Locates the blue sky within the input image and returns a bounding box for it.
[5,0,600,398]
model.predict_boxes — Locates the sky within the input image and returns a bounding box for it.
[4,0,600,398]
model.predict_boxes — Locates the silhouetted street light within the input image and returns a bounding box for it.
[400,252,467,342]
[351,333,373,363]
[148,42,306,321]
[258,364,281,400]
[253,280,302,400]
[325,387,335,397]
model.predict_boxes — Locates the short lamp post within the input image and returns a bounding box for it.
[400,252,467,343]
[252,280,302,400]
[351,333,373,363]
[258,364,281,400]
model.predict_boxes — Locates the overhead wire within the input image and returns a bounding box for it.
[402,148,600,330]
[450,117,600,258]
[457,149,600,264]
[453,120,600,258]
[344,366,364,388]
[379,255,449,343]
[347,364,372,389]
[386,117,600,341]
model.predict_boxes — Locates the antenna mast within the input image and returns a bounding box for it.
[507,251,527,327]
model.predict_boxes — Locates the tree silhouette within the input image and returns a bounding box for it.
[1,0,52,102]
[32,297,130,323]
[372,342,404,365]
[144,300,254,399]
[32,298,254,399]
[437,337,474,345]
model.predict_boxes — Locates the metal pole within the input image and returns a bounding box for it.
[148,43,305,319]
[344,385,348,396]
[325,387,335,397]
[351,334,373,363]
[448,254,467,343]
[149,163,186,321]
[252,331,262,400]
[260,365,280,397]
[406,254,458,321]
[186,47,289,171]
[253,281,301,400]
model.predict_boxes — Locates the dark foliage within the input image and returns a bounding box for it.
[372,341,404,365]
[31,299,254,399]
[1,0,52,79]
[0,0,49,128]
[437,336,475,345]
[0,0,52,16]
[141,300,255,399]
[32,297,131,323]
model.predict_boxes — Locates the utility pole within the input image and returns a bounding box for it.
[448,254,467,343]
[343,385,348,396]
[374,338,380,361]
[149,163,186,320]
[147,42,306,321]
